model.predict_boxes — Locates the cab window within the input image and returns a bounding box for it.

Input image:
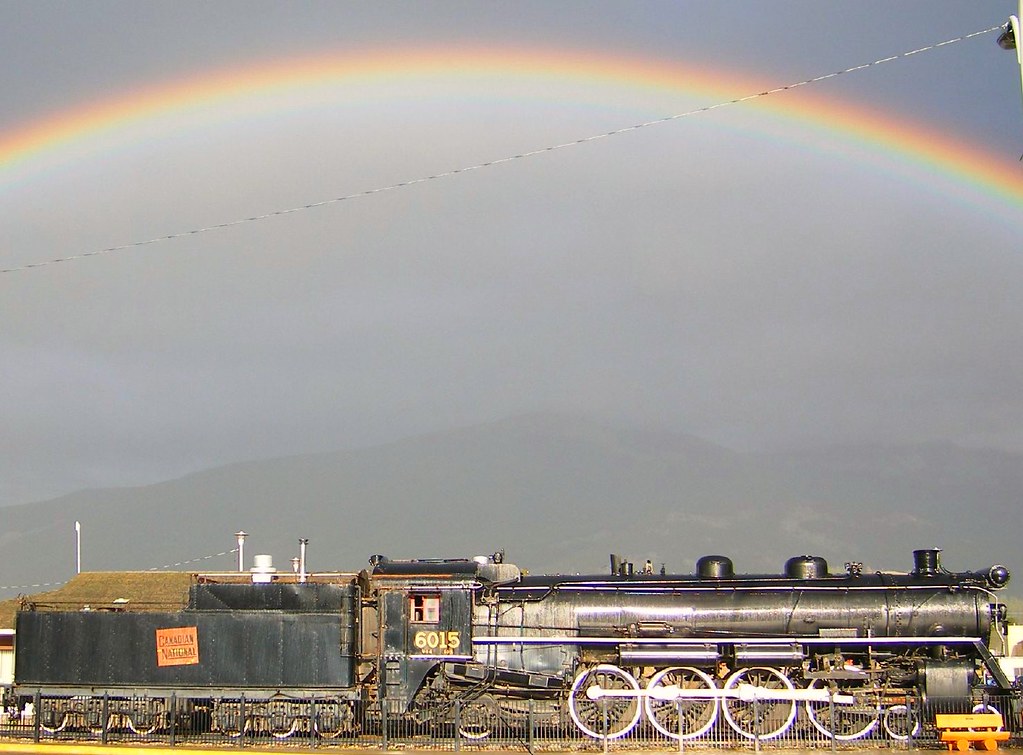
[409,595,441,623]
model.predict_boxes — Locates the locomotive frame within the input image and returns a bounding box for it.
[10,547,1017,743]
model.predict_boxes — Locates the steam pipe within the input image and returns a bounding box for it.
[235,531,247,573]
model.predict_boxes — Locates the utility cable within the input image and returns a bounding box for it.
[0,548,240,593]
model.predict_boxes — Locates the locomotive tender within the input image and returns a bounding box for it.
[13,547,1014,741]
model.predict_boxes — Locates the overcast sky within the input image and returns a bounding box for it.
[2,1,1022,507]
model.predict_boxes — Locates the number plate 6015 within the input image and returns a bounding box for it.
[413,630,461,652]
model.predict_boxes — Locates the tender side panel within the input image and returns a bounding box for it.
[15,610,355,689]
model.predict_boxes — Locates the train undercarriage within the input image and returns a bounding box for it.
[33,694,361,740]
[418,647,1008,743]
[23,652,1010,744]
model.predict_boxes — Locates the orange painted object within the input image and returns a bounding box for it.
[935,713,1010,751]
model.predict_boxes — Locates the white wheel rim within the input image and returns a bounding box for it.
[314,704,348,738]
[722,667,797,740]
[128,716,159,735]
[644,666,719,740]
[969,704,1001,731]
[803,678,878,741]
[458,696,495,740]
[569,663,642,739]
[882,704,920,740]
[270,718,300,739]
[40,713,68,734]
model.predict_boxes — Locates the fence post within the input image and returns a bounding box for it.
[906,697,914,750]
[169,693,176,748]
[753,695,761,754]
[32,692,40,743]
[527,697,535,754]
[676,697,684,754]
[310,697,318,748]
[381,699,389,751]
[827,687,835,753]
[602,696,609,755]
[238,695,245,748]
[101,693,109,745]
[452,695,460,748]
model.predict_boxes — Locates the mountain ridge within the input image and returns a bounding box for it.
[0,413,1016,597]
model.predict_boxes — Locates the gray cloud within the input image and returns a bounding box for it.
[2,1,1022,506]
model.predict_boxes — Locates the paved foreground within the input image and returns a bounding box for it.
[3,745,1020,755]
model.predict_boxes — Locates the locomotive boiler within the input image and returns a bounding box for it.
[12,547,1014,742]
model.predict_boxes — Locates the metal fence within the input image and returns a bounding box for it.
[0,692,1018,750]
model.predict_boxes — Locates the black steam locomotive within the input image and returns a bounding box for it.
[13,547,1014,741]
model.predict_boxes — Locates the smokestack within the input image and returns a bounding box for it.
[299,538,308,583]
[913,548,942,577]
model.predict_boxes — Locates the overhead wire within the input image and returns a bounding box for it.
[0,548,239,593]
[0,24,1003,275]
[146,548,239,571]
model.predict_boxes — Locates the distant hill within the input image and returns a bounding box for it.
[0,413,1018,598]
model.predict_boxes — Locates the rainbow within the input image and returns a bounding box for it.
[2,45,1022,217]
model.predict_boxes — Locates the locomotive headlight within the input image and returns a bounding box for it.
[987,564,1010,589]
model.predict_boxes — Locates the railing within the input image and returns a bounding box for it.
[0,692,1018,750]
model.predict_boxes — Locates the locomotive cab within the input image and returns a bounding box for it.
[368,557,480,712]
